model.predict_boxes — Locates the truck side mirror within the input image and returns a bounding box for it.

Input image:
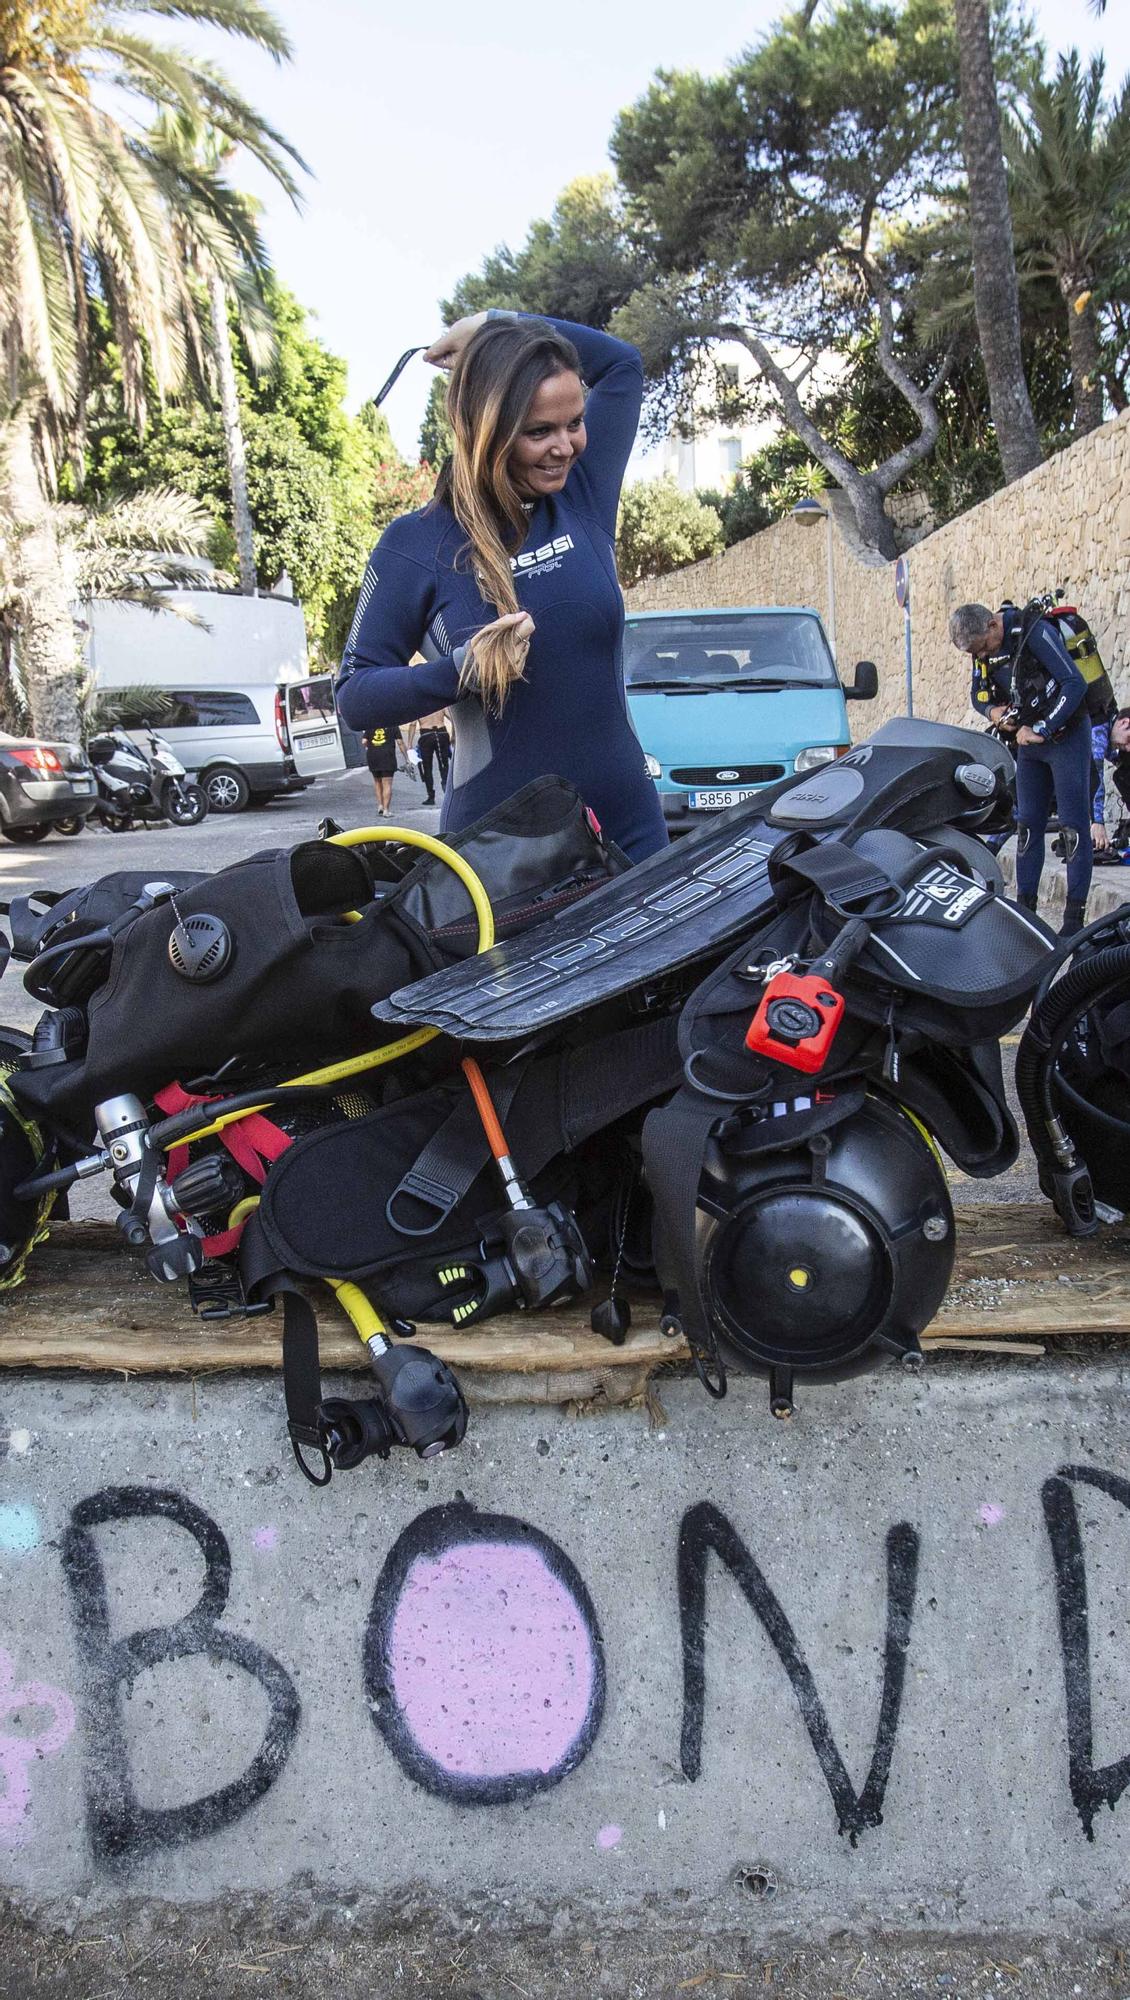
[846,661,878,700]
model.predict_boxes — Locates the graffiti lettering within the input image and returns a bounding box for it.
[1042,1464,1130,1840]
[364,1502,604,1804]
[12,1463,1127,1867]
[60,1486,300,1863]
[0,1647,74,1846]
[677,1501,920,1842]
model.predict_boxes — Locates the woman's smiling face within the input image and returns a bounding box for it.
[509,370,587,499]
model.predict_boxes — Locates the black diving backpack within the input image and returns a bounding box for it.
[1010,593,1116,726]
[7,777,629,1129]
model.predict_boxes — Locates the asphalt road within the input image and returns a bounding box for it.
[0,766,1044,1203]
[0,764,438,1040]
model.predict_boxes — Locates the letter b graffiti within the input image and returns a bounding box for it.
[61,1487,300,1864]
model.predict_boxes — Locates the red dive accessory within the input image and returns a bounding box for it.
[745,973,845,1073]
[744,912,882,1077]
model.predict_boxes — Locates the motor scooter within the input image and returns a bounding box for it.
[87,724,208,830]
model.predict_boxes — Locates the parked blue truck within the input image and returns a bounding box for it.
[623,607,878,833]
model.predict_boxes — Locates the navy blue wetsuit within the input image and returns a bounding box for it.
[335,317,667,864]
[995,607,1093,906]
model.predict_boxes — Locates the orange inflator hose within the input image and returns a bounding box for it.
[461,1057,509,1162]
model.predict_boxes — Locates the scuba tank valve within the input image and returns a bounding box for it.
[94,1093,205,1281]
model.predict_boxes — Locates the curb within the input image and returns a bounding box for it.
[995,842,1130,920]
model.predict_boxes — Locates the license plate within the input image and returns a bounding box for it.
[296,729,335,749]
[690,788,757,810]
[70,777,95,792]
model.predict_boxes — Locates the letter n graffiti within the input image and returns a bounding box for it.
[1042,1464,1130,1839]
[678,1501,920,1843]
[61,1487,300,1865]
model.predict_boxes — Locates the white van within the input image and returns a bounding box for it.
[83,588,346,812]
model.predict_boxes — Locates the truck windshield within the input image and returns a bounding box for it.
[624,614,836,689]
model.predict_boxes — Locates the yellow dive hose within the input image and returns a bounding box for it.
[162,825,495,1147]
[179,824,496,1349]
[225,1194,388,1346]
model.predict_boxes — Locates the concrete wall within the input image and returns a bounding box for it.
[4,1367,1130,1933]
[624,408,1130,733]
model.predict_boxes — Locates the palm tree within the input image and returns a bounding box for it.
[150,108,302,596]
[1004,52,1130,436]
[951,0,1045,481]
[1,485,230,727]
[0,0,304,737]
[68,485,232,606]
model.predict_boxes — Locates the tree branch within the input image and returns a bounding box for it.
[717,319,867,494]
[843,250,955,490]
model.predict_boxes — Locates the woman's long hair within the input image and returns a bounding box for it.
[433,317,580,715]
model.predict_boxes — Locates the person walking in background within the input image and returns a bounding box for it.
[952,600,1093,935]
[411,708,451,806]
[1091,707,1130,854]
[362,723,400,816]
[335,309,667,863]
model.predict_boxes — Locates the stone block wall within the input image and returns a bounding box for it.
[624,406,1130,736]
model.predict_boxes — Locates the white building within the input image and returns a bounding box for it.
[627,339,842,493]
[624,341,776,492]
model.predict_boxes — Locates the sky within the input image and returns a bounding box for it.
[200,0,1130,461]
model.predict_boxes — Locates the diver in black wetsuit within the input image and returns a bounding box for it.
[953,600,1092,936]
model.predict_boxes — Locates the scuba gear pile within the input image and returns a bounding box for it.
[0,722,1058,1474]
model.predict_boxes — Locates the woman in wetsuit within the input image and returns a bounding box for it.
[335,311,667,864]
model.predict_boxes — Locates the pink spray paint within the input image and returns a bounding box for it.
[0,1648,75,1845]
[386,1539,597,1781]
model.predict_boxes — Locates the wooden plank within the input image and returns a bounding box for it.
[956,1209,1130,1244]
[0,1209,1128,1383]
[0,1223,689,1383]
[922,1338,1045,1357]
[932,1286,1130,1341]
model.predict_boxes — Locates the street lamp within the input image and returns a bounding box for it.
[790,496,836,658]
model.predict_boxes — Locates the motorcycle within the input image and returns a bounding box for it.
[88,724,208,831]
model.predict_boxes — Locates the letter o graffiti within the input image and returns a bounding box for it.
[363,1503,604,1804]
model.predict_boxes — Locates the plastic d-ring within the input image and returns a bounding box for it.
[683,1047,768,1103]
[385,1173,461,1237]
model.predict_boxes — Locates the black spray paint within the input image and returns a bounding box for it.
[1042,1463,1130,1840]
[677,1500,920,1842]
[60,1486,300,1864]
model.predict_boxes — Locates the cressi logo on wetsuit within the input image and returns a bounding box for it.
[511,534,574,574]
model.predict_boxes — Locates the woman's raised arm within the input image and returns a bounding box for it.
[335,533,462,732]
[531,316,643,534]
